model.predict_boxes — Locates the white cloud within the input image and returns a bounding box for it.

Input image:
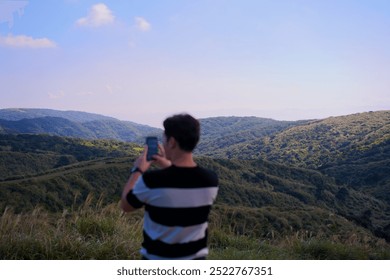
[48,91,65,100]
[0,0,28,28]
[135,17,151,32]
[0,34,56,48]
[76,3,114,27]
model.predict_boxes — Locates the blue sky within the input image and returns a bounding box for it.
[1,0,389,127]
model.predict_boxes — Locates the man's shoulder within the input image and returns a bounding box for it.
[143,166,218,188]
[194,166,218,184]
[143,165,175,178]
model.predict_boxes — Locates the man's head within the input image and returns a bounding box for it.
[163,114,200,153]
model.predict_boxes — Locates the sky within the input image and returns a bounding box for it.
[1,0,389,127]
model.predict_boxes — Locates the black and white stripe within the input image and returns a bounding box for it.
[126,165,218,260]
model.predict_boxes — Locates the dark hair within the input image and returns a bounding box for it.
[163,114,200,152]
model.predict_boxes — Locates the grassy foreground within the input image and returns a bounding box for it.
[1,195,389,260]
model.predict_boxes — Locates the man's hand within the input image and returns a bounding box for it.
[120,144,171,212]
[152,143,172,169]
[121,146,151,212]
[133,146,153,173]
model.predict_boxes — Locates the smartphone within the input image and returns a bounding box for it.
[146,136,158,161]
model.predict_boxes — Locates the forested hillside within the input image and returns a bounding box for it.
[0,108,161,142]
[0,108,117,122]
[213,111,390,206]
[196,116,309,155]
[224,111,389,167]
[199,111,388,163]
[1,109,389,259]
[0,133,389,243]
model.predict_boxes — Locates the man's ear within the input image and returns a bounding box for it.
[168,137,177,149]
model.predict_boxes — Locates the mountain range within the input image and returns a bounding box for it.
[0,108,161,143]
[0,108,389,246]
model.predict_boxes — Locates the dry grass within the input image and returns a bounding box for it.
[0,194,143,260]
[1,196,389,260]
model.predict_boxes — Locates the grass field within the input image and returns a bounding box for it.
[1,194,389,260]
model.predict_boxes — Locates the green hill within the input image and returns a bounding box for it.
[202,111,389,164]
[215,111,390,206]
[196,116,309,156]
[1,109,389,259]
[1,133,389,244]
[0,108,117,122]
[0,108,161,142]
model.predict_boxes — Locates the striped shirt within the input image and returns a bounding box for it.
[126,165,219,260]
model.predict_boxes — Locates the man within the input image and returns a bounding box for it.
[121,114,219,260]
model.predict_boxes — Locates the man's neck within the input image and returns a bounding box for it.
[171,152,197,168]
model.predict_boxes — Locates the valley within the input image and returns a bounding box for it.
[0,108,389,259]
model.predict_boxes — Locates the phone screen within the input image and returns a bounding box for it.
[146,136,158,161]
